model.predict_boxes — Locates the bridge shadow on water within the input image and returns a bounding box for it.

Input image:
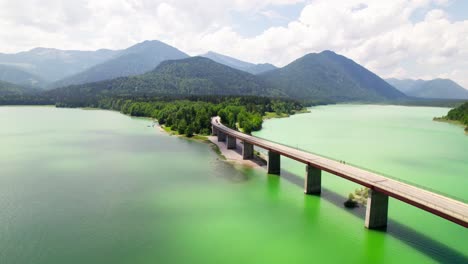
[277,169,468,263]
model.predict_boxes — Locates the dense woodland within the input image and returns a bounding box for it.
[94,96,303,135]
[47,57,283,100]
[444,102,468,131]
[92,97,303,136]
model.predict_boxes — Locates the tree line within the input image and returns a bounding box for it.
[445,101,468,131]
[95,96,303,135]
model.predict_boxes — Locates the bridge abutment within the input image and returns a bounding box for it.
[242,142,254,160]
[304,165,321,195]
[212,126,218,136]
[217,131,226,142]
[227,135,237,149]
[365,189,389,229]
[267,151,280,175]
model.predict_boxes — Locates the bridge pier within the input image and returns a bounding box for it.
[242,142,254,160]
[304,165,321,195]
[212,126,218,136]
[227,135,237,149]
[365,189,389,229]
[267,151,280,175]
[217,131,226,142]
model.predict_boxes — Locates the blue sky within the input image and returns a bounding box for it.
[0,0,467,87]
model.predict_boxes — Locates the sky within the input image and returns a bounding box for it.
[0,0,467,88]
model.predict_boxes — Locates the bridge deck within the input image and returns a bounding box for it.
[212,117,468,228]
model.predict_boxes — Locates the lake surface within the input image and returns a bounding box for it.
[0,105,467,263]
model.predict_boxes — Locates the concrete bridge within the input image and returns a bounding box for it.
[211,116,468,229]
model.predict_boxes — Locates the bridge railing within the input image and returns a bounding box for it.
[250,135,468,204]
[252,138,468,222]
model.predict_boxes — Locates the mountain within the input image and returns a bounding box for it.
[387,78,468,99]
[260,50,406,101]
[0,80,37,96]
[0,48,119,82]
[52,40,189,88]
[49,57,282,100]
[0,64,47,88]
[385,78,425,94]
[201,51,277,74]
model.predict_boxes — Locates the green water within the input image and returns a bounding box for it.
[0,105,467,263]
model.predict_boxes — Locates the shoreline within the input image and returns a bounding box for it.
[433,117,468,133]
[156,123,267,170]
[152,107,315,171]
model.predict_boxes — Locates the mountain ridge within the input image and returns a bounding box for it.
[0,64,47,88]
[261,50,406,101]
[0,80,38,96]
[51,40,189,88]
[48,57,283,100]
[201,51,277,74]
[386,78,468,99]
[0,48,120,82]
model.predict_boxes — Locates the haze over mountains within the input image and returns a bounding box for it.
[201,51,277,75]
[1,39,465,102]
[0,64,46,88]
[386,78,468,99]
[52,41,189,88]
[0,80,37,96]
[0,48,119,83]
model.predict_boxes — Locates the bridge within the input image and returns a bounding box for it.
[211,116,468,229]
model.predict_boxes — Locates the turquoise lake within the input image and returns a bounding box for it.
[0,105,467,263]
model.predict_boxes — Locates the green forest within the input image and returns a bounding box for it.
[93,96,304,135]
[444,102,468,131]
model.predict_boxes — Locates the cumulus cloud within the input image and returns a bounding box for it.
[0,0,467,88]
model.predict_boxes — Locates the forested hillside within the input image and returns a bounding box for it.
[0,80,37,96]
[261,51,406,101]
[48,57,284,103]
[202,51,277,74]
[442,102,468,132]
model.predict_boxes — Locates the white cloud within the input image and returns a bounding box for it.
[0,0,467,88]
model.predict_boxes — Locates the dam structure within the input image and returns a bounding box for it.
[211,116,468,229]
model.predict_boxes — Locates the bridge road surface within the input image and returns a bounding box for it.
[212,117,468,228]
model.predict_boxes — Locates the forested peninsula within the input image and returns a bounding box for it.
[63,96,306,136]
[435,102,468,132]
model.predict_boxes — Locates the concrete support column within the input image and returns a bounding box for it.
[212,126,218,136]
[304,165,321,195]
[217,131,226,142]
[365,189,389,229]
[242,142,254,160]
[227,135,237,149]
[267,151,281,175]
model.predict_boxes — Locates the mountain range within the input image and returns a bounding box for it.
[386,78,468,99]
[0,64,46,88]
[3,39,465,103]
[51,40,189,88]
[49,51,405,102]
[0,80,37,96]
[261,51,405,101]
[0,47,119,83]
[48,57,282,100]
[201,51,277,74]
